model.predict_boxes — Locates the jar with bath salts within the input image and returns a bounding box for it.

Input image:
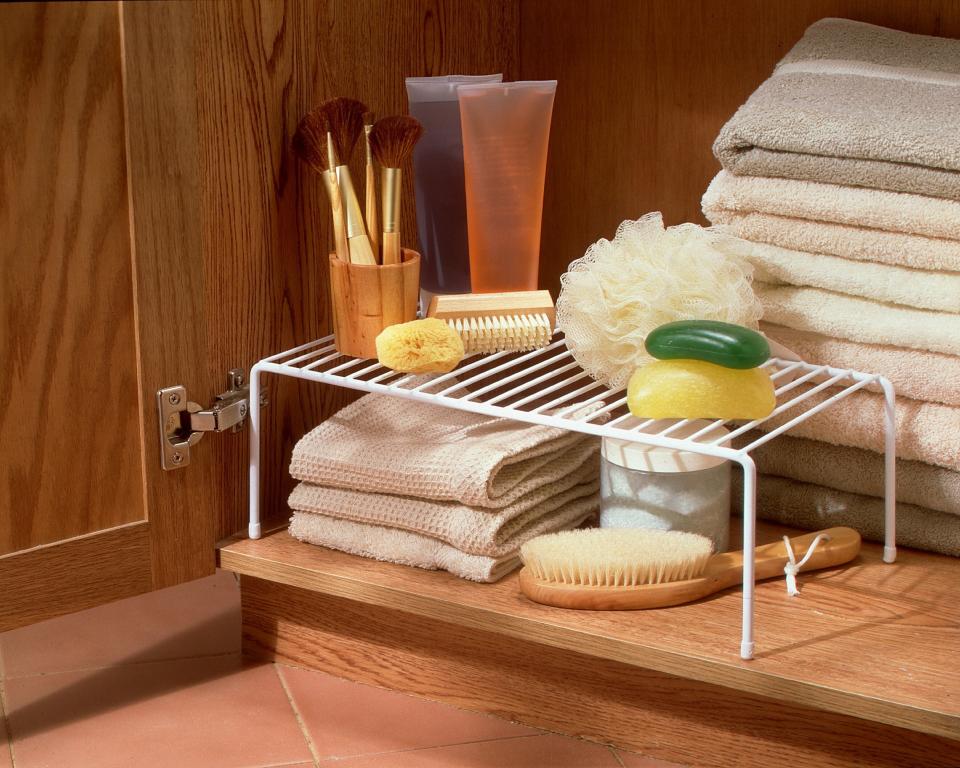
[599,419,732,552]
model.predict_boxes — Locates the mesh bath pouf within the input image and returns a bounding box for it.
[556,212,762,389]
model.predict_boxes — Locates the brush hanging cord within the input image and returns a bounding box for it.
[782,532,831,596]
[556,213,763,389]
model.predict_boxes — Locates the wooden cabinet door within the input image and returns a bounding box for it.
[0,0,519,631]
[0,1,217,630]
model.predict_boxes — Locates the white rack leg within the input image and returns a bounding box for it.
[248,363,263,540]
[880,377,897,563]
[739,456,758,660]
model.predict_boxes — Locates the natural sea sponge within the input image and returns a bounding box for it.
[556,213,763,388]
[627,359,776,420]
[376,318,465,374]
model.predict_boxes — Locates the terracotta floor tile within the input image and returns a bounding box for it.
[317,733,621,767]
[0,570,240,678]
[616,749,688,767]
[4,655,312,768]
[278,665,539,760]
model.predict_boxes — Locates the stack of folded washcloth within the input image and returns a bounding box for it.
[703,18,960,556]
[286,391,601,581]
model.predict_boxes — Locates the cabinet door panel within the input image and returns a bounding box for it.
[0,2,144,555]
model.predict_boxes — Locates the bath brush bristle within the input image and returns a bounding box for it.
[427,291,555,354]
[521,528,713,588]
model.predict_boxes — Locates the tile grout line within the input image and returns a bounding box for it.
[0,678,15,768]
[273,664,322,767]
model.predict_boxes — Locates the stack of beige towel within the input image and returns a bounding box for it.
[287,392,600,581]
[704,18,960,556]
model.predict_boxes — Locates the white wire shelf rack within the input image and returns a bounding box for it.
[248,332,897,660]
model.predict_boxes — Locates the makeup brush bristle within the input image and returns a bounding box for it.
[291,109,331,174]
[318,97,367,164]
[369,115,424,169]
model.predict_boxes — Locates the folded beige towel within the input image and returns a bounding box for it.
[738,475,960,557]
[749,241,960,313]
[290,394,598,508]
[288,511,525,582]
[757,283,960,356]
[710,214,960,273]
[703,171,960,244]
[759,386,960,473]
[763,324,960,407]
[746,433,960,517]
[713,19,960,199]
[288,445,600,557]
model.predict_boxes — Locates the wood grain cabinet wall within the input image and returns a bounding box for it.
[2,0,958,629]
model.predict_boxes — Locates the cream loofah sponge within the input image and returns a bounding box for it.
[556,213,762,388]
[376,318,465,374]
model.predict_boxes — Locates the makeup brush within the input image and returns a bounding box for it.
[292,109,349,263]
[369,116,423,266]
[363,111,379,259]
[318,98,377,266]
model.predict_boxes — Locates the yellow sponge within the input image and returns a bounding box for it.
[376,318,465,374]
[627,359,775,420]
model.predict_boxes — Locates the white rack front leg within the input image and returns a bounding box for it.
[880,377,897,563]
[248,363,263,540]
[739,456,758,660]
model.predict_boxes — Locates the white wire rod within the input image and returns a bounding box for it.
[682,363,833,444]
[433,340,568,398]
[738,376,875,453]
[555,385,622,418]
[716,371,853,446]
[782,358,880,384]
[471,360,582,406]
[528,376,602,413]
[254,359,744,462]
[343,361,387,380]
[769,360,805,380]
[571,396,631,424]
[410,349,516,393]
[262,335,334,364]
[506,363,597,408]
[322,356,376,377]
[300,350,348,372]
[606,407,645,428]
[280,342,338,368]
[366,367,407,384]
[765,363,832,398]
[880,377,897,563]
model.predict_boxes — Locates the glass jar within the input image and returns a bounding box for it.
[599,419,731,552]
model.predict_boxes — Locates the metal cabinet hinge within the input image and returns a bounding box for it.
[156,368,268,471]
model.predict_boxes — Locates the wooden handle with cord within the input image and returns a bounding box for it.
[519,527,862,611]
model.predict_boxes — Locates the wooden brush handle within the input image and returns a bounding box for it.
[519,527,861,611]
[348,233,378,266]
[366,161,379,258]
[382,231,401,266]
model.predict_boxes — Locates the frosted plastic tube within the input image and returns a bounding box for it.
[458,81,557,293]
[405,75,502,301]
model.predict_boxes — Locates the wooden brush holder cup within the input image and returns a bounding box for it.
[329,249,420,358]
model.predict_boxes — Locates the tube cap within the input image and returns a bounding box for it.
[601,418,730,473]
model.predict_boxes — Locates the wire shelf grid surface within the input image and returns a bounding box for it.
[248,331,897,660]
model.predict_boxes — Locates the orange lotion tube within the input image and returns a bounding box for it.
[458,81,557,293]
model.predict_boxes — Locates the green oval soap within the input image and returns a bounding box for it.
[644,320,770,369]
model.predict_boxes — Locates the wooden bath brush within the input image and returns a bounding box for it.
[518,527,861,610]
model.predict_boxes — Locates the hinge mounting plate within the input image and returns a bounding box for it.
[156,368,267,471]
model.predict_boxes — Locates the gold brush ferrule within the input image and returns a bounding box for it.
[364,124,373,164]
[325,132,338,171]
[381,167,402,233]
[336,165,367,238]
